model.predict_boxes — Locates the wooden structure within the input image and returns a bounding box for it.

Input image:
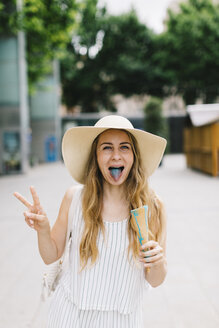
[184,123,219,176]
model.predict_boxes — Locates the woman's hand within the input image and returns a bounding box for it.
[139,240,164,269]
[13,186,50,234]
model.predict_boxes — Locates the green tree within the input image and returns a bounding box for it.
[22,0,79,91]
[0,0,18,35]
[61,9,165,112]
[0,0,80,90]
[100,12,168,97]
[159,0,219,104]
[144,97,169,153]
[61,0,111,112]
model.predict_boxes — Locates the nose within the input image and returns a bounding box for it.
[112,148,121,161]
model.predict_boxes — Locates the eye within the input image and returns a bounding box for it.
[121,145,130,150]
[103,146,112,150]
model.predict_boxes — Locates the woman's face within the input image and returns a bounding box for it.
[96,129,134,186]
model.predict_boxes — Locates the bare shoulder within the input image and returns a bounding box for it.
[55,185,82,223]
[149,188,166,219]
[149,188,163,206]
[63,184,83,207]
[64,185,79,204]
[154,192,167,227]
[150,189,167,247]
[155,193,165,209]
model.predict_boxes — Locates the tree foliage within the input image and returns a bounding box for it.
[144,97,169,143]
[1,0,219,109]
[62,0,219,111]
[97,13,158,96]
[61,0,110,112]
[61,9,165,112]
[0,0,18,35]
[159,0,219,104]
[0,0,80,90]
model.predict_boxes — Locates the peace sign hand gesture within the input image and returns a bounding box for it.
[13,186,50,234]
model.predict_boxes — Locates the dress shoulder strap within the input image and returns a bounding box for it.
[68,184,83,233]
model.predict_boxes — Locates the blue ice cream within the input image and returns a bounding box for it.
[109,167,124,181]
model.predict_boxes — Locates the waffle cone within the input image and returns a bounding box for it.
[131,205,149,245]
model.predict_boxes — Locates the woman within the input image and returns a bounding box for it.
[14,115,167,327]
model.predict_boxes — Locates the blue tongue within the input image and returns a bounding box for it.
[110,168,121,180]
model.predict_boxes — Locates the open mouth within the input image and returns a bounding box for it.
[109,166,124,181]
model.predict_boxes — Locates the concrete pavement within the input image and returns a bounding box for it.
[0,154,219,327]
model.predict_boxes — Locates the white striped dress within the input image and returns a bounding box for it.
[47,185,150,327]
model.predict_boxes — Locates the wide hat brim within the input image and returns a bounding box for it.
[62,115,167,184]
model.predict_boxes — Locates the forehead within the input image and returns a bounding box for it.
[97,129,130,144]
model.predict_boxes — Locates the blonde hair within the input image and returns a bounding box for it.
[79,129,166,270]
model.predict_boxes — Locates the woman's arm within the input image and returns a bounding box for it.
[48,186,75,262]
[139,197,167,287]
[14,185,75,265]
[140,238,167,287]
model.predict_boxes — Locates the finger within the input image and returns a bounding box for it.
[25,218,34,228]
[24,213,34,228]
[141,245,163,258]
[30,186,41,208]
[144,257,164,268]
[146,252,163,263]
[38,205,46,216]
[140,240,158,251]
[24,211,44,222]
[13,192,32,209]
[139,251,163,263]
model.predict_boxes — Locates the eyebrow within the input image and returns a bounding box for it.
[100,142,131,146]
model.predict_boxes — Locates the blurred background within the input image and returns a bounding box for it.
[0,0,218,175]
[0,0,219,327]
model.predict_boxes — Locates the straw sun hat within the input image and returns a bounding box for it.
[62,115,167,184]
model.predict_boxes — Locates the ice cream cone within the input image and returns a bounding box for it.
[131,205,149,245]
[131,205,150,272]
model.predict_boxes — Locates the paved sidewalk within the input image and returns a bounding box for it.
[0,154,219,327]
